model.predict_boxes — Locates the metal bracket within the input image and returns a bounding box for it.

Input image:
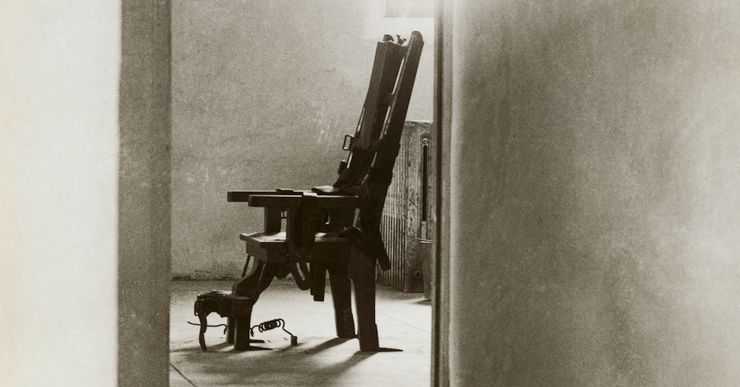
[342,135,354,151]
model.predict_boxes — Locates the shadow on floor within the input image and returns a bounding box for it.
[172,338,381,386]
[170,281,430,386]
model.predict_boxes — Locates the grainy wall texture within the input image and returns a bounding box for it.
[118,0,171,386]
[449,1,740,385]
[171,0,434,278]
[0,1,120,386]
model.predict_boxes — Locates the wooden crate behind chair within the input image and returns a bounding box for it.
[193,32,424,353]
[378,121,434,293]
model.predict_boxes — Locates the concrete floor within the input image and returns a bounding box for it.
[170,280,431,386]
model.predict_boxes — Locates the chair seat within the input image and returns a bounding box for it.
[240,231,352,263]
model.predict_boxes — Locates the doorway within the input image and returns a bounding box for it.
[167,1,438,386]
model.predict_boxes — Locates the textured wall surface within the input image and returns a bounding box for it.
[0,1,120,385]
[449,1,740,385]
[171,0,434,278]
[118,0,171,385]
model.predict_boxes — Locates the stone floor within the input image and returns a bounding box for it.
[170,280,431,386]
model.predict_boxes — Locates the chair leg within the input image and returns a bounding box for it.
[328,261,356,339]
[227,317,235,344]
[229,260,275,350]
[231,298,256,350]
[349,249,379,351]
[311,262,327,302]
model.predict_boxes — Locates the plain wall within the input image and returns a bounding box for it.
[0,1,120,385]
[449,1,740,385]
[118,0,171,386]
[171,0,434,278]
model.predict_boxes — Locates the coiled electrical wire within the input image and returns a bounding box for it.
[250,318,298,345]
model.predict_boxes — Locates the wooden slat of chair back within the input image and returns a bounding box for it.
[334,38,404,192]
[367,31,424,201]
[357,41,405,149]
[334,33,424,196]
[332,32,424,270]
[360,32,424,270]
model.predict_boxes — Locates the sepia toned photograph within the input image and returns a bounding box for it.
[3,0,740,386]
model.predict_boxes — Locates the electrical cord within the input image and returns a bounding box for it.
[187,321,228,334]
[250,318,298,346]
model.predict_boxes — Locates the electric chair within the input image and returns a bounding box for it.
[193,31,423,352]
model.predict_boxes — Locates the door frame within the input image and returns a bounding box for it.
[432,0,452,385]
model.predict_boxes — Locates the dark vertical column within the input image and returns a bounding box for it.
[350,249,379,351]
[328,261,356,338]
[118,0,171,385]
[433,0,453,385]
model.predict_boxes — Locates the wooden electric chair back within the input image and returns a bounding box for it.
[201,32,423,353]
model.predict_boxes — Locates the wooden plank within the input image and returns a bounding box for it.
[264,207,281,233]
[248,195,302,208]
[227,190,302,202]
[232,191,357,209]
[316,195,359,209]
[357,42,405,148]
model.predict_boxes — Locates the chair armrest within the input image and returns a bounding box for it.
[227,190,303,202]
[248,195,303,208]
[229,189,359,209]
[243,193,359,209]
[314,195,359,209]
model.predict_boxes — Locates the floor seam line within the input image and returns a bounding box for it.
[170,361,198,387]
